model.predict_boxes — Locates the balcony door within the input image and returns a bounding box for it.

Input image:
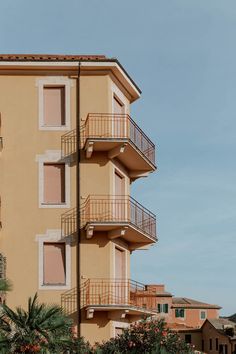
[113,96,125,138]
[114,171,125,221]
[115,247,126,304]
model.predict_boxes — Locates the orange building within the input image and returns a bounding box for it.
[0,54,158,343]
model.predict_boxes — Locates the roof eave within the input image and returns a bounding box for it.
[0,58,141,102]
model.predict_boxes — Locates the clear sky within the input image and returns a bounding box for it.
[1,0,235,315]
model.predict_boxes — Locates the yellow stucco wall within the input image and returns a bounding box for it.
[0,70,134,343]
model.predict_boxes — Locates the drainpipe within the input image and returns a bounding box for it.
[76,62,81,337]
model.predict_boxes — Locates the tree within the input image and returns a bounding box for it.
[96,318,195,354]
[0,279,12,293]
[0,293,72,353]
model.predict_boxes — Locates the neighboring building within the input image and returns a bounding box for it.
[201,319,236,354]
[0,54,157,343]
[144,284,221,329]
[172,297,221,328]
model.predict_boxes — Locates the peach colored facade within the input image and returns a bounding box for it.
[0,54,157,343]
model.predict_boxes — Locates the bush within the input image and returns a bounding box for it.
[95,318,194,354]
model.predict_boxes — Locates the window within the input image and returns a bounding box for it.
[157,304,169,313]
[43,243,66,285]
[36,229,71,290]
[36,77,72,131]
[185,334,191,344]
[43,163,65,204]
[43,86,65,127]
[175,308,185,318]
[210,338,212,350]
[37,150,70,209]
[202,340,204,351]
[200,310,206,320]
[216,338,219,350]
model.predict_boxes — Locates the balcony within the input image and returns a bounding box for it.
[81,114,156,177]
[61,279,158,318]
[80,278,158,319]
[81,195,157,248]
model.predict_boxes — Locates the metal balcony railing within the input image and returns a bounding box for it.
[61,129,76,157]
[80,278,157,312]
[81,113,156,167]
[81,195,157,242]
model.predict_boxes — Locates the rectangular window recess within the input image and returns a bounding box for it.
[43,163,66,204]
[43,86,66,127]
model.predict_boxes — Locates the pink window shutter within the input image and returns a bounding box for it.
[43,164,65,204]
[43,87,65,126]
[43,243,66,285]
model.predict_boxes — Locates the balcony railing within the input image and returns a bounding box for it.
[80,278,157,312]
[81,195,157,242]
[81,113,156,167]
[61,129,76,157]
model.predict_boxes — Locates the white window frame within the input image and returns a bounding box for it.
[35,229,71,290]
[112,243,128,280]
[36,77,73,131]
[200,310,207,320]
[111,82,128,115]
[158,303,169,314]
[36,150,71,208]
[175,308,185,319]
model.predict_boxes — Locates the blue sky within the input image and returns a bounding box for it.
[1,0,236,315]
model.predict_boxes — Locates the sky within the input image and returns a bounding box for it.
[0,0,236,315]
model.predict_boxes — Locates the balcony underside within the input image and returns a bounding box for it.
[84,139,156,176]
[84,222,157,249]
[84,304,157,319]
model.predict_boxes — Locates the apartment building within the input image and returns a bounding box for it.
[146,284,221,328]
[0,54,157,343]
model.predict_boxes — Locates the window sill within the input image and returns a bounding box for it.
[39,203,70,209]
[39,284,70,291]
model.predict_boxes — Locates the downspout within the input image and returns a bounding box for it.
[76,62,81,337]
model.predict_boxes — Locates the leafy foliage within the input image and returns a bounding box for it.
[96,318,195,354]
[0,293,72,353]
[0,279,12,293]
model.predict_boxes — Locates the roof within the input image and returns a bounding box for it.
[204,319,236,340]
[208,318,236,330]
[0,53,142,99]
[167,322,200,332]
[172,297,221,310]
[155,291,173,297]
[0,54,107,61]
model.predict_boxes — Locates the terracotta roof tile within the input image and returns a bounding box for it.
[0,54,107,61]
[172,297,221,309]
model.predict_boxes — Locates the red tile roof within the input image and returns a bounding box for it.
[172,297,221,309]
[0,54,107,61]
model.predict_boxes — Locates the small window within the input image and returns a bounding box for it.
[43,243,66,285]
[200,310,206,320]
[185,334,192,344]
[43,163,65,204]
[216,338,219,350]
[113,95,124,115]
[202,340,204,351]
[175,308,185,318]
[43,86,65,127]
[210,338,212,350]
[157,304,169,313]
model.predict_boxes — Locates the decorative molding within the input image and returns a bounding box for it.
[36,76,73,131]
[35,229,71,290]
[36,150,71,209]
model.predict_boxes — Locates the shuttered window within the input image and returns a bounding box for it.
[43,86,65,126]
[43,163,65,204]
[43,243,66,285]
